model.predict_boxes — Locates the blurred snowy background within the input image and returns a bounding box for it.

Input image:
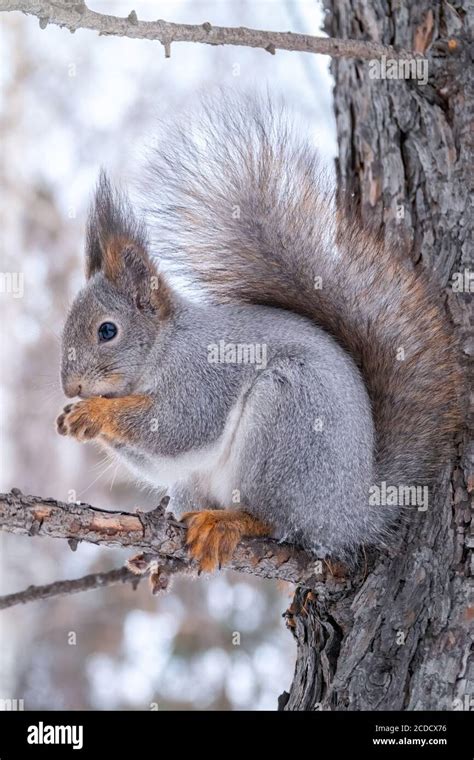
[0,0,335,710]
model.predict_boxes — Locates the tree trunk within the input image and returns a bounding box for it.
[281,0,472,711]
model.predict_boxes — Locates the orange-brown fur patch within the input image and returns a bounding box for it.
[103,235,137,281]
[103,235,174,320]
[181,509,269,573]
[151,275,175,319]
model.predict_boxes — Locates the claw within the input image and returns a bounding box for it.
[55,399,101,441]
[180,509,269,574]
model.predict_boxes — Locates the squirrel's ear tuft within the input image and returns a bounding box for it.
[85,171,174,318]
[86,170,147,279]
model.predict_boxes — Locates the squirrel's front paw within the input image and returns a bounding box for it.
[56,401,102,441]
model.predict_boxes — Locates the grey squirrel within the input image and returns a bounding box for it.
[57,95,461,572]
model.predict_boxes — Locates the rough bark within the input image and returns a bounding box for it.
[281,0,472,711]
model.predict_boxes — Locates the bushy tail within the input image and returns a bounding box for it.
[144,93,461,489]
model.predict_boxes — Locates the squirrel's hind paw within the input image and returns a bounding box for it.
[181,509,269,574]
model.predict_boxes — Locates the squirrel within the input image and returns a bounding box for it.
[57,94,461,573]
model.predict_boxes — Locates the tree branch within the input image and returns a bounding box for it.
[0,566,140,610]
[0,490,343,593]
[0,0,417,61]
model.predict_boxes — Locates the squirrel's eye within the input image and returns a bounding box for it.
[98,322,117,342]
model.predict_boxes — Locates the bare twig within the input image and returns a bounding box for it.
[0,491,337,594]
[0,566,139,610]
[0,552,191,610]
[0,0,417,61]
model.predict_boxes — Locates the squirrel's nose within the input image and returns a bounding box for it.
[64,381,82,398]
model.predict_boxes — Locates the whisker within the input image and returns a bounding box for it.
[109,463,120,491]
[90,454,113,473]
[77,460,116,498]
